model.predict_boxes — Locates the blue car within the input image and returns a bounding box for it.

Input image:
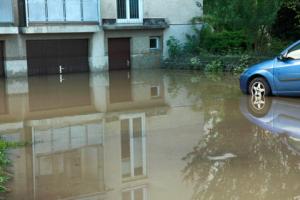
[240,40,300,96]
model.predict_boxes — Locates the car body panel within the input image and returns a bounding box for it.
[240,40,300,96]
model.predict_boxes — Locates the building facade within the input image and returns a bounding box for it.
[0,0,202,78]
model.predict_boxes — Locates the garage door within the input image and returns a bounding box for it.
[0,41,4,77]
[27,39,89,76]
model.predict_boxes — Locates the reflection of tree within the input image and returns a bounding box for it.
[183,97,300,200]
[166,71,240,121]
[166,71,300,200]
[183,125,300,199]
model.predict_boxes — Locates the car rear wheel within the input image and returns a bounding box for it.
[248,77,271,97]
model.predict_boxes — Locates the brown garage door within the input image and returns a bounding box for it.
[27,39,89,76]
[108,38,131,70]
[0,41,4,77]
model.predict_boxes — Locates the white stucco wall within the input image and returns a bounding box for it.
[144,0,202,24]
[101,0,202,24]
[101,0,117,19]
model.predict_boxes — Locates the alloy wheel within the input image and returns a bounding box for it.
[251,81,266,97]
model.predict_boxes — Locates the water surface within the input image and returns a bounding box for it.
[1,70,300,200]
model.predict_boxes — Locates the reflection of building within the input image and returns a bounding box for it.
[1,70,204,200]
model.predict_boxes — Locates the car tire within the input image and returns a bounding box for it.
[248,77,271,97]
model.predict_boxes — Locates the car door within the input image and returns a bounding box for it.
[274,42,300,93]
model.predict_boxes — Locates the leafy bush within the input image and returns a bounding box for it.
[268,38,291,55]
[205,60,224,73]
[0,139,25,192]
[233,55,252,74]
[166,36,183,59]
[200,28,249,54]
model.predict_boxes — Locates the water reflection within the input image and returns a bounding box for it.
[3,70,300,200]
[1,70,202,200]
[241,96,300,152]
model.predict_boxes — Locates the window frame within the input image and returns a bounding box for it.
[116,0,143,24]
[150,86,160,98]
[120,113,147,180]
[25,0,100,23]
[286,43,300,60]
[149,37,160,50]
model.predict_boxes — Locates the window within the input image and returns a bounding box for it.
[117,0,143,23]
[0,0,13,23]
[122,187,148,200]
[27,0,99,23]
[120,114,146,180]
[150,86,160,98]
[287,44,300,60]
[149,37,160,50]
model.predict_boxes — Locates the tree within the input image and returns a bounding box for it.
[198,0,284,51]
[272,0,300,40]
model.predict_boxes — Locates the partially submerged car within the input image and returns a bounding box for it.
[240,40,300,96]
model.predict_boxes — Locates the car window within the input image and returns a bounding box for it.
[287,43,300,60]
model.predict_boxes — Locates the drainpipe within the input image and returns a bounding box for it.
[98,0,101,25]
[24,0,29,27]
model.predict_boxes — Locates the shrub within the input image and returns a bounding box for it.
[233,55,252,74]
[200,28,249,54]
[166,36,183,59]
[268,38,291,56]
[205,60,224,73]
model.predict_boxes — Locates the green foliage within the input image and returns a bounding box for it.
[166,36,183,59]
[204,60,224,73]
[199,27,248,54]
[201,0,283,51]
[268,38,290,55]
[272,2,300,41]
[0,139,25,193]
[232,55,252,74]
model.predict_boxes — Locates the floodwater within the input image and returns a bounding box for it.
[1,69,300,200]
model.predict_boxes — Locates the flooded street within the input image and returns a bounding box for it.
[1,69,300,200]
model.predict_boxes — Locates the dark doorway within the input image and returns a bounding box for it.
[109,70,132,103]
[108,38,131,70]
[27,39,89,76]
[0,41,5,77]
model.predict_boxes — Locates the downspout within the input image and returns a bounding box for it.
[24,0,29,27]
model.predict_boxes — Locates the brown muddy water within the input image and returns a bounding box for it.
[1,69,300,200]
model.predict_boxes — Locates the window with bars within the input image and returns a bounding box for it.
[27,0,99,23]
[117,0,143,23]
[0,0,13,23]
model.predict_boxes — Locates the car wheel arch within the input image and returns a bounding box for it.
[247,74,273,94]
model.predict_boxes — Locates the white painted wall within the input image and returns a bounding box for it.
[101,0,202,24]
[144,0,202,24]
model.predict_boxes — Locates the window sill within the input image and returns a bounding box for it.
[0,26,19,34]
[21,24,100,34]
